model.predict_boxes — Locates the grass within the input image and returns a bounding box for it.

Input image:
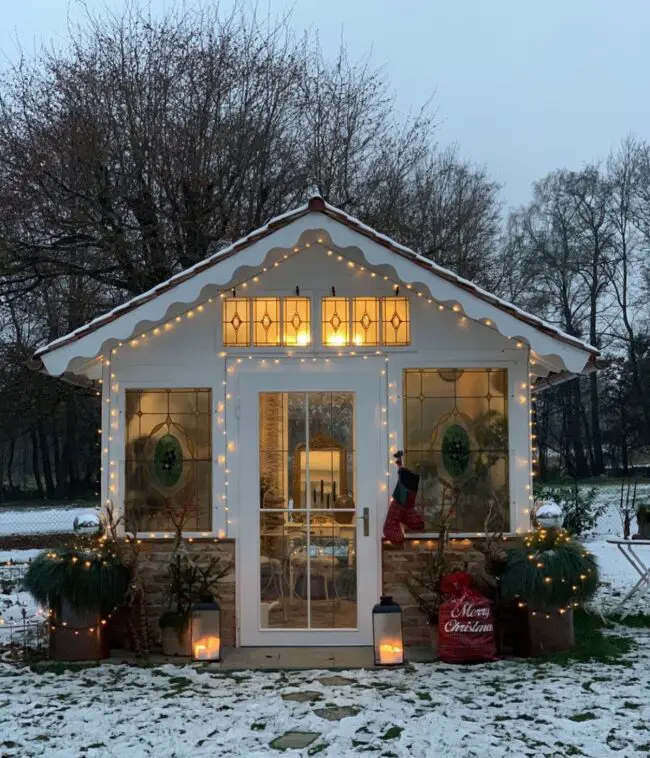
[568,712,598,722]
[608,613,650,628]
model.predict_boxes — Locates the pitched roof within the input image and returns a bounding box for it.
[34,196,598,361]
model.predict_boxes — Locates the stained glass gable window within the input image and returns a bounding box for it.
[223,298,250,346]
[283,297,311,346]
[125,389,212,533]
[403,369,509,533]
[383,297,410,346]
[352,297,379,346]
[253,297,281,346]
[321,297,349,347]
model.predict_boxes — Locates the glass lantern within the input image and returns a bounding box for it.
[372,596,404,666]
[190,599,221,662]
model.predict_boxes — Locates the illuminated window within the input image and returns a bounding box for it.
[253,297,281,346]
[403,368,509,533]
[383,297,410,346]
[352,297,379,346]
[283,297,311,346]
[223,298,250,346]
[321,296,410,347]
[125,389,212,533]
[321,297,349,346]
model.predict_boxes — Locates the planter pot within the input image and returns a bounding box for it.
[104,606,131,651]
[160,624,191,656]
[527,608,574,656]
[49,600,107,662]
[637,508,650,539]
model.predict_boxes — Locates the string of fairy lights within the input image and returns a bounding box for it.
[516,528,597,618]
[92,236,536,543]
[0,236,549,629]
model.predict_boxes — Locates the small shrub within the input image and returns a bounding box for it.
[534,481,605,536]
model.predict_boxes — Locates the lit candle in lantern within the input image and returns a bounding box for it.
[193,636,220,660]
[373,596,404,666]
[379,642,403,665]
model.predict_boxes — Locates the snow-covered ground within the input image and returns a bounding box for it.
[0,485,649,756]
[0,504,100,536]
[1,639,650,757]
[580,483,650,614]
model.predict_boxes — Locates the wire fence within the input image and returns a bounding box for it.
[0,559,49,660]
[0,502,101,550]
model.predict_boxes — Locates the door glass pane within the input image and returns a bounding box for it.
[258,391,357,630]
[307,392,354,506]
[308,513,357,629]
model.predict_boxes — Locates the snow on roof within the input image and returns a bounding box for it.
[34,196,598,361]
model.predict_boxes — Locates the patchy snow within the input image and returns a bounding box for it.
[0,504,100,536]
[0,485,648,754]
[0,549,42,563]
[1,641,650,757]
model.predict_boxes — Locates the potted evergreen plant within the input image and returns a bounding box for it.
[159,548,231,656]
[24,546,130,661]
[499,527,599,655]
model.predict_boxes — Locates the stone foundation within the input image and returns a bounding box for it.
[136,537,513,649]
[137,539,236,649]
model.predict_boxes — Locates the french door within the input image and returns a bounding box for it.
[237,364,383,646]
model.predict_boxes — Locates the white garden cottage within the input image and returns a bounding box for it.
[33,197,598,648]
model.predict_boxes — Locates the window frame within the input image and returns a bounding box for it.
[110,375,225,540]
[385,354,528,538]
[320,296,411,348]
[222,294,314,349]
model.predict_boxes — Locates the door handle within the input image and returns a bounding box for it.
[362,507,370,537]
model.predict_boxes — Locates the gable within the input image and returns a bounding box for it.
[32,197,598,379]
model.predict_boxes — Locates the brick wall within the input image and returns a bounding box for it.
[137,539,236,648]
[135,537,511,650]
[382,538,487,646]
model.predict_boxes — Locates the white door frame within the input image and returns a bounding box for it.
[234,359,385,646]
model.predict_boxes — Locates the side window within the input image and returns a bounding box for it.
[125,389,212,533]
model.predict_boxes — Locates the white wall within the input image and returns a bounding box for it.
[103,242,531,536]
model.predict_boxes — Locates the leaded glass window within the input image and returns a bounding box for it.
[223,298,250,346]
[283,297,311,346]
[321,297,409,347]
[321,297,349,347]
[383,297,410,346]
[403,369,509,532]
[125,389,212,533]
[352,297,379,346]
[253,297,281,346]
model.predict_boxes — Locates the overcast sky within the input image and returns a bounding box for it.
[2,0,648,209]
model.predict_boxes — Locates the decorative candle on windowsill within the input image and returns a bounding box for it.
[190,598,221,662]
[372,596,404,666]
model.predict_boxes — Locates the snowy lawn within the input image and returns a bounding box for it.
[0,621,649,758]
[0,503,100,536]
[1,486,650,756]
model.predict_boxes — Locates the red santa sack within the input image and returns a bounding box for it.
[438,572,497,663]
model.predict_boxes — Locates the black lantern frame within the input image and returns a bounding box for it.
[190,599,221,662]
[372,595,404,666]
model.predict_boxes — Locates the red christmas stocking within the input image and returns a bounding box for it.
[383,499,406,543]
[402,490,425,532]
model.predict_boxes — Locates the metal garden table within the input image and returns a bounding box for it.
[607,539,650,616]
